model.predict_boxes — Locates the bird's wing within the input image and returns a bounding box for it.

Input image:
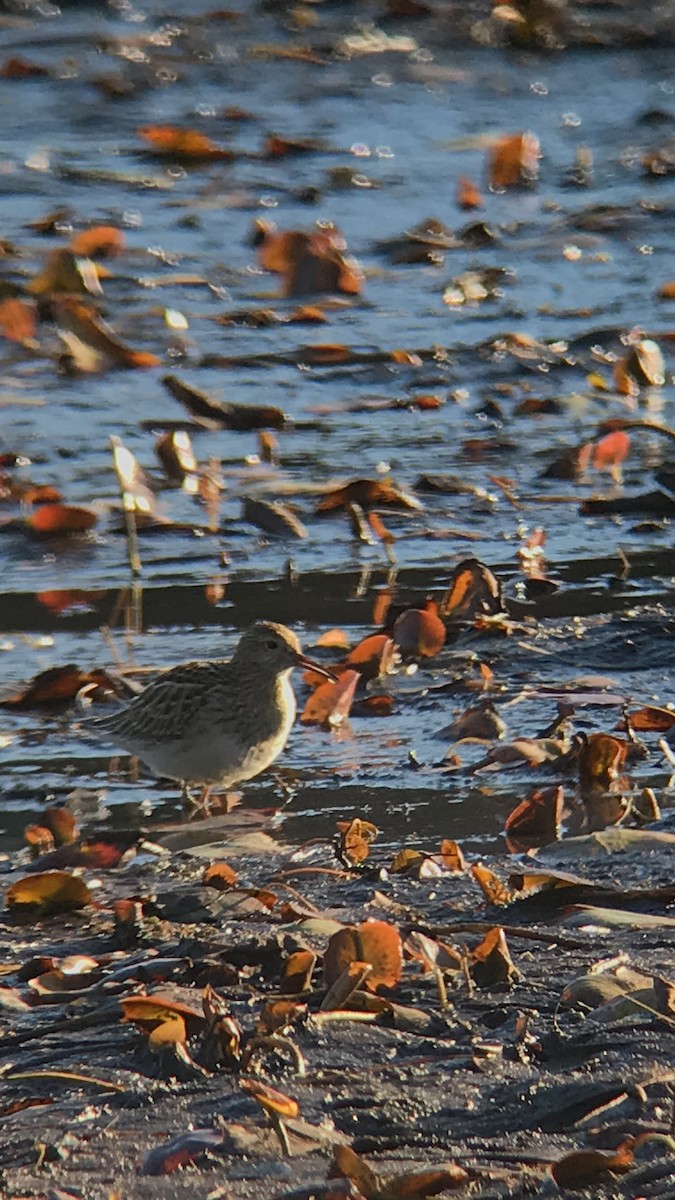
[90,660,230,746]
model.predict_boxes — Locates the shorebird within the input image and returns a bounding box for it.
[89,621,335,803]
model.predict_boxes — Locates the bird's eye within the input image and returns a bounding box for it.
[266,639,279,650]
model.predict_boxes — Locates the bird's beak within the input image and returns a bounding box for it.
[295,654,339,683]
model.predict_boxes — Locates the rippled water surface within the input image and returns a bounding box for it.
[1,0,674,851]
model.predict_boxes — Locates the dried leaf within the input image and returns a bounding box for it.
[456,176,483,209]
[240,1078,299,1119]
[54,299,160,371]
[324,920,403,993]
[626,705,675,733]
[393,600,446,658]
[578,732,627,791]
[2,665,116,709]
[472,927,518,987]
[29,248,102,300]
[70,226,125,258]
[139,1130,227,1176]
[257,999,308,1033]
[148,1014,187,1050]
[489,130,540,189]
[138,124,232,162]
[321,960,374,1012]
[119,994,205,1036]
[439,701,506,743]
[329,1146,380,1198]
[505,785,564,853]
[316,628,351,650]
[345,633,396,681]
[317,478,422,514]
[336,817,379,866]
[25,503,97,536]
[162,373,286,430]
[405,930,463,973]
[242,496,307,539]
[440,558,504,619]
[301,670,359,727]
[202,862,238,891]
[437,839,466,872]
[378,1165,469,1198]
[5,871,92,916]
[282,950,317,994]
[471,863,513,907]
[551,1145,634,1188]
[592,430,630,471]
[0,295,37,344]
[155,431,198,489]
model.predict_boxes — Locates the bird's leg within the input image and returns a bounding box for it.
[198,785,213,810]
[183,784,214,819]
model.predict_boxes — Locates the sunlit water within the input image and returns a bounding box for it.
[0,1,673,850]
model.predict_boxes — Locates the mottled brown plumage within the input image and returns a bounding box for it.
[91,621,333,791]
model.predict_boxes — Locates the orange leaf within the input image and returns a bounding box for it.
[336,817,378,866]
[315,628,351,650]
[26,503,97,536]
[471,863,513,907]
[70,226,125,258]
[257,999,308,1033]
[54,298,160,372]
[393,599,446,658]
[380,1165,470,1196]
[202,861,238,891]
[43,806,78,845]
[412,393,444,411]
[137,124,232,162]
[489,130,540,189]
[626,705,675,733]
[1,664,116,710]
[281,951,317,994]
[437,839,466,872]
[5,871,92,916]
[354,695,394,717]
[119,994,205,1036]
[456,175,483,209]
[504,785,563,853]
[301,669,358,727]
[240,1079,299,1119]
[372,588,394,627]
[551,1145,634,1188]
[578,732,627,791]
[36,589,103,615]
[324,920,403,993]
[441,558,503,620]
[1,55,49,79]
[592,430,630,470]
[346,633,396,681]
[472,926,518,986]
[148,1014,187,1050]
[0,296,37,344]
[317,478,420,514]
[24,826,55,856]
[330,1146,380,1197]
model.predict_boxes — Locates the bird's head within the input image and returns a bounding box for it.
[234,621,337,681]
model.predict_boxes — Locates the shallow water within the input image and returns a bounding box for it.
[0,0,674,851]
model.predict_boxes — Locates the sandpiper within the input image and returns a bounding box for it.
[89,621,335,801]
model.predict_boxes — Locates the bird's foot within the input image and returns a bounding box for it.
[183,787,242,818]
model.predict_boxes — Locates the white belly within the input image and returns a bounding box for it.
[138,675,297,786]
